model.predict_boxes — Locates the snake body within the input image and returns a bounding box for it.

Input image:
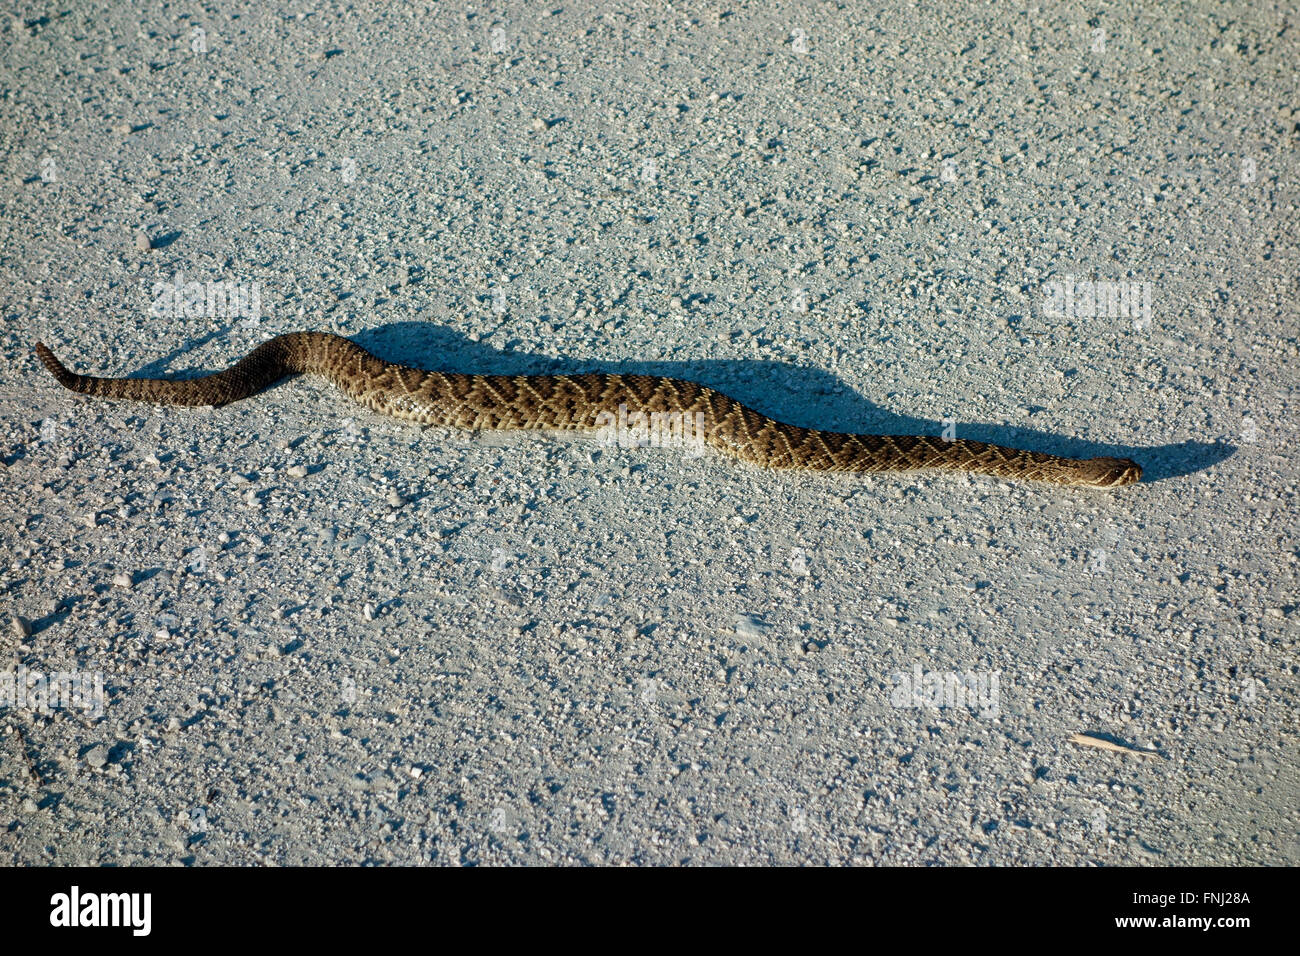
[33,332,1141,487]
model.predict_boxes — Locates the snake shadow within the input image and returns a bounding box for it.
[140,320,1230,484]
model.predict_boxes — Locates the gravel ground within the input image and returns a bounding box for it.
[1,1,1296,865]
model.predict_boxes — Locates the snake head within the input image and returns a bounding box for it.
[1080,456,1143,487]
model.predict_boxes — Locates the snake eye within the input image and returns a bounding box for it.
[1110,462,1142,486]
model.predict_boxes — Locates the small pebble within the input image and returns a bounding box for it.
[134,230,151,252]
[85,745,109,769]
[112,572,133,589]
[386,489,405,507]
[8,614,31,639]
[287,464,308,478]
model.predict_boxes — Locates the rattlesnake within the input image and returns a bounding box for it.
[34,331,1141,487]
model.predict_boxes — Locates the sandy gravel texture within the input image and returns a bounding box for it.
[1,1,1297,865]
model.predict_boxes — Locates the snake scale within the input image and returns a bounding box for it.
[33,331,1141,487]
